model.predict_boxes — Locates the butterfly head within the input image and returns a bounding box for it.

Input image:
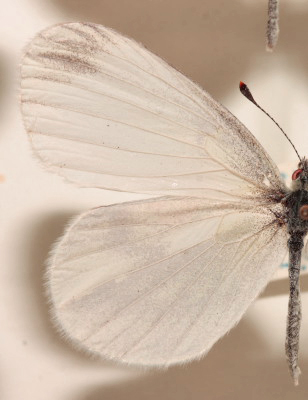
[292,158,308,190]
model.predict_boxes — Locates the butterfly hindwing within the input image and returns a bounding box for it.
[48,197,287,364]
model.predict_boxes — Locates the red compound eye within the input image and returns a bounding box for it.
[292,169,303,180]
[300,205,308,220]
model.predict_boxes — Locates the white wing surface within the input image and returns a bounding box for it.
[21,23,289,365]
[20,22,287,200]
[48,197,287,365]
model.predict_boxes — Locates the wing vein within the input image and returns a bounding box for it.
[91,241,220,350]
[23,84,213,141]
[117,242,226,358]
[29,124,210,160]
[24,100,209,153]
[24,62,219,131]
[168,227,280,357]
[59,213,226,267]
[29,38,222,128]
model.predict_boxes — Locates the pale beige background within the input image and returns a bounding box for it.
[2,0,308,399]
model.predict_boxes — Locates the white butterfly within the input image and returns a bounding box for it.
[20,22,304,384]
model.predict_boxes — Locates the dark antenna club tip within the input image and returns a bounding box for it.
[239,82,301,162]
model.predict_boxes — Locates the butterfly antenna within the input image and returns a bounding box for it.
[239,81,301,161]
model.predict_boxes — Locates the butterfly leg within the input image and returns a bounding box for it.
[269,208,287,226]
[286,234,303,385]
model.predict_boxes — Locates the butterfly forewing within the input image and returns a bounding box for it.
[21,23,289,365]
[21,23,286,199]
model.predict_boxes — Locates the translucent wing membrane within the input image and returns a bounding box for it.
[48,197,287,365]
[21,22,286,199]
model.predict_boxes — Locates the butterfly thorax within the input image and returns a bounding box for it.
[285,189,308,240]
[286,158,308,239]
